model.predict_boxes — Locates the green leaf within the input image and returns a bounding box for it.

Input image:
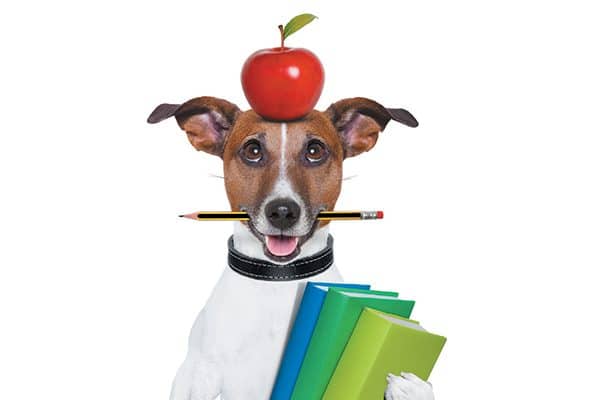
[283,13,318,40]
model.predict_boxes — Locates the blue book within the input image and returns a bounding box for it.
[270,281,370,400]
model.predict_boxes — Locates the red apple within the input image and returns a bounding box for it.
[241,47,324,121]
[241,17,324,121]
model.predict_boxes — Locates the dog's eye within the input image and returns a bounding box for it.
[241,140,263,163]
[305,140,327,164]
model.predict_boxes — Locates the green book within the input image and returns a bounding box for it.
[291,288,415,400]
[323,308,446,400]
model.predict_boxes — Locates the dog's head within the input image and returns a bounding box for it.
[148,97,417,261]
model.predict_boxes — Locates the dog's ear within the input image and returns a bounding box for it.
[147,96,241,157]
[325,97,418,158]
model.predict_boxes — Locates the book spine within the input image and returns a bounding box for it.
[272,283,373,399]
[323,308,391,400]
[270,284,321,400]
[291,290,349,400]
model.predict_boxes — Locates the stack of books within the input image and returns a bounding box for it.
[270,282,446,400]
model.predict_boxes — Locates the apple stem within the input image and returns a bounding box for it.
[278,24,285,49]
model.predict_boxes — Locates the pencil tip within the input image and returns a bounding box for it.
[178,215,184,218]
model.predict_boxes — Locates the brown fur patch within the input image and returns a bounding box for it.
[222,111,282,213]
[285,112,343,228]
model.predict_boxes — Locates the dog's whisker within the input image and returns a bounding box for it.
[342,174,359,181]
[208,173,225,179]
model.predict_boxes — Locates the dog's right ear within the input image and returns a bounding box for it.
[147,96,241,158]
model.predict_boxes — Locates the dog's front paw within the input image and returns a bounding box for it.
[169,358,221,400]
[384,372,434,400]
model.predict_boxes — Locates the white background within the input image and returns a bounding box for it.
[1,1,599,399]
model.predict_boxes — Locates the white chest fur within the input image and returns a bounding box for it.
[171,259,343,400]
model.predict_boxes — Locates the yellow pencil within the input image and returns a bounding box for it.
[179,210,383,221]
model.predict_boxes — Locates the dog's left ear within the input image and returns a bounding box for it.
[325,97,418,158]
[147,96,241,158]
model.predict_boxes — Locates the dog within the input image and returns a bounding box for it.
[148,96,434,400]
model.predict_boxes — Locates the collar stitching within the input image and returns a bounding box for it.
[228,248,331,268]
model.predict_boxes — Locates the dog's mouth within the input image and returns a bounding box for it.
[265,235,300,258]
[246,216,321,262]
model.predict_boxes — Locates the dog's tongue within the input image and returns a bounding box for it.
[266,235,299,257]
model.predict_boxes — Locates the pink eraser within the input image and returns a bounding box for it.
[376,211,384,219]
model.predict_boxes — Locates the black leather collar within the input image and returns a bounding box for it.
[227,235,334,281]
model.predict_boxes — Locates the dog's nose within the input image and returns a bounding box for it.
[265,199,301,230]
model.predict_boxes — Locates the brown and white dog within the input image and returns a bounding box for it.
[148,97,434,400]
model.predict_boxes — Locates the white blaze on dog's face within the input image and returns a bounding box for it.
[147,96,418,261]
